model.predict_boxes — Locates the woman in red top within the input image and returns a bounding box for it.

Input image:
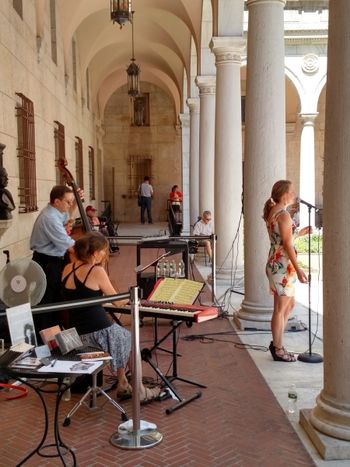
[169,185,182,212]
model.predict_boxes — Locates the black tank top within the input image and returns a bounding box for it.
[62,263,111,335]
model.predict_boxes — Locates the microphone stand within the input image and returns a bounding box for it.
[297,200,323,363]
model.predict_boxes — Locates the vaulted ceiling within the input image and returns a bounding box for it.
[57,0,206,117]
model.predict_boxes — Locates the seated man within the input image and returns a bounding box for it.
[86,205,100,231]
[192,210,213,261]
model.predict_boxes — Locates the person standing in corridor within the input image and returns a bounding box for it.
[138,176,153,224]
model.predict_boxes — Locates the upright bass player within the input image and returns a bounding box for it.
[30,185,84,330]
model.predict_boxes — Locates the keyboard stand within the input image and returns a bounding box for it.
[152,317,181,357]
[141,320,205,415]
[63,369,128,427]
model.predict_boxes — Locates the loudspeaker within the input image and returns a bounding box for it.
[138,272,157,300]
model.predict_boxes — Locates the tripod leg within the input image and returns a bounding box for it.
[98,388,129,420]
[63,387,93,426]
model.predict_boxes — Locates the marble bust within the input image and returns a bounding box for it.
[0,167,16,220]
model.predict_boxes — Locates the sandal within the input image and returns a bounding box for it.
[116,384,132,401]
[269,342,296,362]
[140,386,161,405]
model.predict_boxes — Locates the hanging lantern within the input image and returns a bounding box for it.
[127,60,140,97]
[110,0,132,28]
[126,11,141,97]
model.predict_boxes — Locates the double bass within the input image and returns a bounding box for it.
[57,160,92,239]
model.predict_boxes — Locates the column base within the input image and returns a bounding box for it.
[234,299,273,330]
[300,409,350,460]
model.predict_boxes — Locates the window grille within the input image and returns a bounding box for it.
[54,121,66,184]
[15,93,38,213]
[50,0,57,65]
[75,136,84,189]
[128,155,152,195]
[88,146,95,200]
[13,0,23,18]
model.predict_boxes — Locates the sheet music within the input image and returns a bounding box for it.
[148,278,203,305]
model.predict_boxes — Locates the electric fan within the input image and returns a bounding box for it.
[0,258,46,307]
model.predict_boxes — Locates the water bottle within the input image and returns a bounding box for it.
[169,260,176,278]
[178,259,185,278]
[62,388,71,401]
[287,384,298,414]
[163,260,169,277]
[156,262,162,279]
[62,377,71,401]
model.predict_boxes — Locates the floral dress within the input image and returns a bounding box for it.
[266,208,297,297]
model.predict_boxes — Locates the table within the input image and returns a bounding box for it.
[0,356,103,466]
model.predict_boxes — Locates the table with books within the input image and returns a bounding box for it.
[0,344,105,467]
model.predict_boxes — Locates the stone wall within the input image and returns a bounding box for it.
[103,82,182,223]
[0,1,99,270]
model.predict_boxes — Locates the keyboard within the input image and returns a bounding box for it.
[105,301,219,323]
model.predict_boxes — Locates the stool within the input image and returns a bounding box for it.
[62,369,128,426]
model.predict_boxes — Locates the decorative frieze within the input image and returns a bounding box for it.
[195,76,216,96]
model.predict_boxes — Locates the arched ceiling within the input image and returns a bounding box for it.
[57,0,204,117]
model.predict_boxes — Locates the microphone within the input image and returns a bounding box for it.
[299,198,317,209]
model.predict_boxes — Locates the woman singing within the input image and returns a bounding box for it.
[263,180,309,362]
[62,232,160,402]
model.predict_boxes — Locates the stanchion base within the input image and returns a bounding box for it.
[297,352,323,363]
[110,429,162,449]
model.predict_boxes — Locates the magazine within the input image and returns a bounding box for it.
[38,360,103,374]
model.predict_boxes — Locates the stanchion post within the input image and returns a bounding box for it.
[110,286,163,449]
[211,234,216,304]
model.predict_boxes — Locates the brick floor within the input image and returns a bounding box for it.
[0,246,315,466]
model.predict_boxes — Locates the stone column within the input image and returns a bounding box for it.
[195,76,216,217]
[187,98,200,225]
[178,113,190,235]
[236,0,286,328]
[300,0,350,458]
[210,37,245,272]
[299,113,318,227]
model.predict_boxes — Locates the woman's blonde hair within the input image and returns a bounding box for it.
[262,180,292,222]
[74,232,109,262]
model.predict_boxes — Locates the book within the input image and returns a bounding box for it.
[77,351,108,359]
[6,303,37,347]
[148,278,204,305]
[55,328,83,355]
[39,325,61,351]
[10,342,34,353]
[10,356,42,369]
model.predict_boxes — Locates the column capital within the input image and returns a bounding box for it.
[299,113,318,125]
[210,37,246,66]
[247,0,286,7]
[178,112,190,129]
[186,97,200,114]
[195,75,216,95]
